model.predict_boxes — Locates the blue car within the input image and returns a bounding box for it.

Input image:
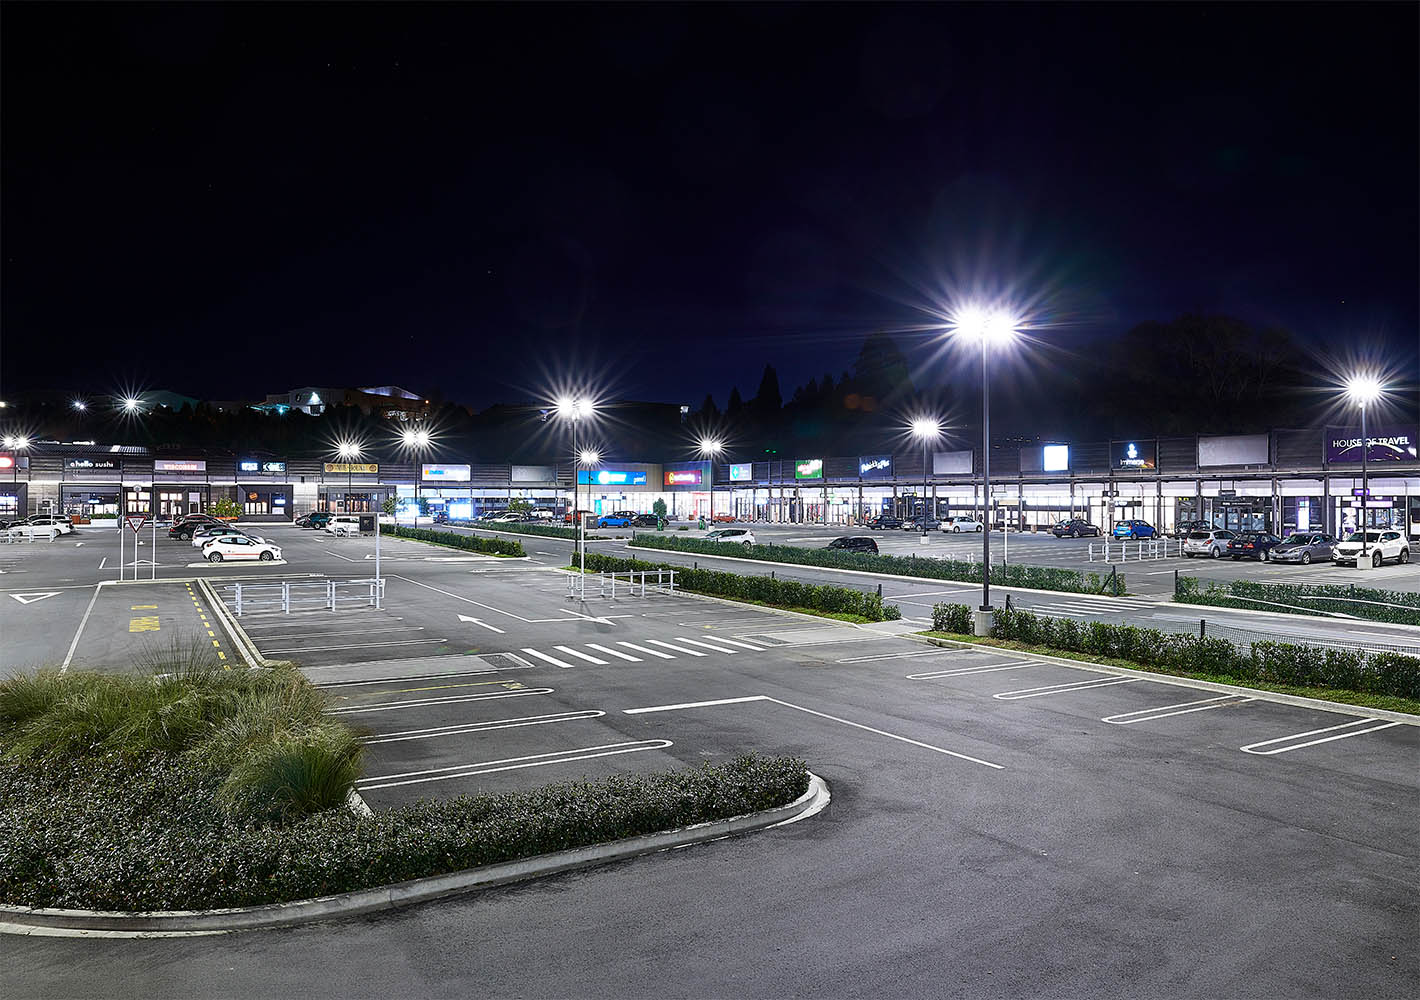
[1112,520,1156,539]
[597,513,634,528]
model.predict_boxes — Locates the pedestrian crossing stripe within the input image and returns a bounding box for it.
[511,635,770,668]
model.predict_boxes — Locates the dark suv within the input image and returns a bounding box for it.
[1226,531,1283,561]
[168,514,223,540]
[826,536,879,554]
[867,515,904,530]
[1051,518,1101,538]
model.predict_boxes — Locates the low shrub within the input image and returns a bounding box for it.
[581,551,900,621]
[464,520,606,541]
[630,532,1124,595]
[218,727,364,822]
[1175,576,1420,626]
[381,524,525,557]
[930,603,975,634]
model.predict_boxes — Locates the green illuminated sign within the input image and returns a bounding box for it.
[794,458,823,480]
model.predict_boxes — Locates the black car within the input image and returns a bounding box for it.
[1051,518,1101,538]
[826,535,879,554]
[631,514,660,527]
[866,515,904,530]
[168,514,224,539]
[1226,531,1283,560]
[902,516,941,532]
[1171,519,1212,539]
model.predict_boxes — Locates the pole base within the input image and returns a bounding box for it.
[1354,554,1376,572]
[973,607,995,637]
[919,533,931,545]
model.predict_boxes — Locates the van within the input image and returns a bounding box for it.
[325,515,362,537]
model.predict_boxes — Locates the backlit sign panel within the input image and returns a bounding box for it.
[664,470,703,486]
[421,463,471,482]
[794,458,824,480]
[154,459,207,474]
[66,458,119,471]
[1110,441,1156,471]
[858,455,893,479]
[239,460,287,474]
[729,463,754,482]
[1325,424,1418,463]
[1042,445,1070,472]
[324,463,379,475]
[578,469,648,486]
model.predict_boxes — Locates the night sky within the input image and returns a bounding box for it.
[3,3,1416,408]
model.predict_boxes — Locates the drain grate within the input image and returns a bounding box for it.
[479,652,533,669]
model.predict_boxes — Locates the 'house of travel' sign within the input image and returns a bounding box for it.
[1325,425,1417,463]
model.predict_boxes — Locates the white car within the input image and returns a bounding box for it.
[6,522,62,540]
[942,516,983,533]
[24,515,73,535]
[1333,530,1410,568]
[325,515,363,536]
[485,512,523,523]
[1182,529,1235,558]
[201,534,282,563]
[706,526,756,547]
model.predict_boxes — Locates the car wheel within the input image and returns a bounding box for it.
[1210,547,1221,558]
[1401,549,1411,564]
[180,531,192,540]
[1301,552,1311,565]
[1069,529,1078,538]
[1373,551,1383,568]
[1230,555,1239,560]
[208,552,223,563]
[1184,553,1195,558]
[259,551,274,561]
[742,541,752,548]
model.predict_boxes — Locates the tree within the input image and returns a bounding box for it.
[695,393,721,424]
[753,364,783,413]
[652,498,668,519]
[210,496,241,520]
[382,496,398,516]
[507,496,533,515]
[726,386,744,416]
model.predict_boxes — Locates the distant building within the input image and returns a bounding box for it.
[257,385,430,420]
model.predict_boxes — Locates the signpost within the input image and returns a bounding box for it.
[123,514,147,581]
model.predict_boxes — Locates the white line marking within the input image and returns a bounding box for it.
[457,613,505,633]
[262,626,425,639]
[586,643,641,661]
[908,662,1039,680]
[675,637,740,654]
[883,588,979,600]
[647,639,705,656]
[329,688,554,714]
[1240,718,1404,755]
[358,740,672,790]
[98,557,107,570]
[264,638,447,654]
[522,647,579,669]
[617,641,674,659]
[554,645,609,665]
[60,584,103,674]
[836,649,947,664]
[702,636,767,650]
[994,676,1140,700]
[364,710,604,744]
[323,549,361,562]
[393,573,594,623]
[1102,695,1255,725]
[621,694,1004,769]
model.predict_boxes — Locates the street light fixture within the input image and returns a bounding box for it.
[911,418,940,538]
[122,396,142,413]
[698,437,723,522]
[1343,374,1383,563]
[553,397,596,521]
[400,427,433,528]
[336,441,362,513]
[72,399,87,412]
[949,306,1020,632]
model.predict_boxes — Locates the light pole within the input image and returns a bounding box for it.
[911,418,939,539]
[698,438,723,522]
[951,307,1018,632]
[337,441,360,512]
[1344,375,1382,562]
[555,397,594,519]
[401,427,431,528]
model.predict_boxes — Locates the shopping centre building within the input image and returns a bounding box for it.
[2,425,1417,538]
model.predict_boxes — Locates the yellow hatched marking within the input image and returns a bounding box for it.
[131,604,158,610]
[129,616,161,633]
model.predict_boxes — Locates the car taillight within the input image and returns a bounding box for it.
[1244,543,1253,548]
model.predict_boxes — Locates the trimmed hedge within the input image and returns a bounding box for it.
[0,752,808,910]
[928,602,1420,699]
[581,551,900,622]
[468,520,607,541]
[382,523,525,557]
[630,532,1124,596]
[1175,576,1420,626]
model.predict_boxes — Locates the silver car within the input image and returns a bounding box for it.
[1182,528,1235,558]
[1268,532,1335,565]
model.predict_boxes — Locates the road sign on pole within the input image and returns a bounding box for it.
[126,514,147,535]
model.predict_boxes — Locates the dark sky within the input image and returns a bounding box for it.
[3,3,1416,409]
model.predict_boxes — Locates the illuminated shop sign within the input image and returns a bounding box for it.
[858,455,893,479]
[66,458,119,471]
[729,463,754,482]
[1325,424,1417,463]
[795,458,824,480]
[421,463,471,482]
[1042,445,1070,472]
[1110,441,1156,471]
[324,463,379,475]
[154,460,207,474]
[239,460,287,474]
[0,455,12,470]
[664,470,703,486]
[578,469,648,486]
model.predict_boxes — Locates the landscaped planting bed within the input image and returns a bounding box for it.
[381,524,525,556]
[463,520,607,541]
[630,532,1125,595]
[1175,576,1420,626]
[0,665,808,911]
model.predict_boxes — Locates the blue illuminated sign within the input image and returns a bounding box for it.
[858,454,893,479]
[578,469,647,486]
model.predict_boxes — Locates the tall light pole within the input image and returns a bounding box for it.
[911,418,940,539]
[555,397,594,519]
[698,437,723,522]
[400,427,431,528]
[1344,375,1382,562]
[950,307,1019,633]
[337,441,360,512]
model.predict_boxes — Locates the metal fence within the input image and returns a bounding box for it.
[231,578,385,616]
[568,569,678,600]
[1088,538,1181,562]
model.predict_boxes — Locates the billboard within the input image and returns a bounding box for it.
[795,458,824,480]
[664,469,703,486]
[239,460,286,474]
[933,450,973,475]
[1110,440,1156,471]
[1042,445,1070,472]
[421,463,471,482]
[858,454,893,479]
[1198,434,1268,468]
[66,457,119,471]
[1325,424,1418,463]
[154,459,207,474]
[579,469,648,486]
[729,463,754,482]
[324,462,378,475]
[511,465,556,482]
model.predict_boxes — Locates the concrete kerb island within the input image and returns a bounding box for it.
[0,773,829,938]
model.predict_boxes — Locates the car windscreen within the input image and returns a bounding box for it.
[1281,534,1312,545]
[1186,532,1210,540]
[1345,531,1381,542]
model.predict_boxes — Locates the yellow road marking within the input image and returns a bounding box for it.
[131,604,157,610]
[129,616,160,633]
[211,640,220,648]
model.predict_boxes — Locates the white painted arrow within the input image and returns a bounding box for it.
[458,613,506,634]
[9,591,61,605]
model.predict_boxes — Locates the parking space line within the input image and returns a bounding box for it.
[60,583,104,674]
[1102,694,1255,725]
[908,661,1038,680]
[675,637,741,654]
[994,676,1140,700]
[553,645,609,665]
[364,710,605,744]
[522,648,579,668]
[358,739,673,790]
[264,638,448,654]
[647,639,706,656]
[1240,718,1404,755]
[837,649,946,664]
[586,643,641,661]
[617,641,674,659]
[329,688,555,714]
[262,626,426,639]
[704,636,767,650]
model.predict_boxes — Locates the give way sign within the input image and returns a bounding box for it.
[126,515,148,534]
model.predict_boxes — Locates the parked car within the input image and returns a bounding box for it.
[826,535,879,554]
[295,511,333,529]
[526,509,556,521]
[1269,532,1336,565]
[631,514,660,527]
[902,517,941,532]
[711,513,737,523]
[170,514,226,539]
[1112,520,1156,539]
[1171,520,1212,539]
[1051,518,1102,538]
[943,516,983,533]
[597,512,634,528]
[563,509,596,524]
[705,526,756,547]
[201,534,282,563]
[192,523,258,548]
[1333,530,1410,568]
[6,521,62,540]
[325,515,364,536]
[1182,528,1235,558]
[865,515,903,530]
[483,511,522,523]
[23,514,74,535]
[1226,531,1283,561]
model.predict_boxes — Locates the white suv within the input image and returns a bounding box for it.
[1182,529,1235,558]
[325,515,363,536]
[24,515,73,535]
[1333,530,1410,568]
[706,527,756,547]
[942,516,983,533]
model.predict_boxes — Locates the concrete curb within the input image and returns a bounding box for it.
[0,773,829,938]
[197,577,268,669]
[909,633,1420,725]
